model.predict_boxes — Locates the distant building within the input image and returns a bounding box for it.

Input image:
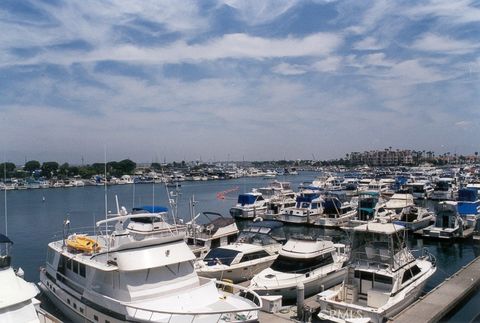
[348,149,414,166]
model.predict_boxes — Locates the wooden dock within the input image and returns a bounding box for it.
[391,256,480,323]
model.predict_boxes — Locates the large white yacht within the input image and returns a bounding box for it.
[313,194,357,228]
[249,237,348,302]
[317,223,436,323]
[39,208,261,322]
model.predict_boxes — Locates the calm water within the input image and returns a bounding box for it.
[1,171,479,322]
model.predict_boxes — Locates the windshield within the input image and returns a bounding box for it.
[203,248,240,266]
[270,253,334,274]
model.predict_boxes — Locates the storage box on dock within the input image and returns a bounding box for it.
[261,295,282,313]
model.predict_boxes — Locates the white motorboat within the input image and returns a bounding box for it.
[196,221,285,283]
[0,234,59,323]
[186,211,239,259]
[249,237,348,302]
[393,206,434,231]
[421,201,465,239]
[276,191,323,224]
[314,194,357,228]
[39,208,261,323]
[264,193,297,220]
[317,223,436,323]
[403,181,434,199]
[230,191,268,219]
[431,178,456,200]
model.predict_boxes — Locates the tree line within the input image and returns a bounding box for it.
[0,159,136,179]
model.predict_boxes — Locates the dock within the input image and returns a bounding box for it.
[391,255,480,323]
[414,226,475,239]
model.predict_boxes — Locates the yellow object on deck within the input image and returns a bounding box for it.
[66,235,101,253]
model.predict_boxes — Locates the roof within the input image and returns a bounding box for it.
[354,222,405,234]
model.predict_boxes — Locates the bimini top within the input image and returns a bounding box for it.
[354,222,405,235]
[132,205,169,213]
[0,234,12,244]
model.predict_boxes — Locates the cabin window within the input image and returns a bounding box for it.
[66,259,72,270]
[46,248,55,265]
[227,234,238,244]
[204,248,240,266]
[402,265,421,283]
[79,263,86,277]
[73,303,77,310]
[239,250,270,263]
[211,238,220,249]
[73,260,79,274]
[271,253,334,274]
[67,299,71,305]
[94,314,98,321]
[354,271,393,285]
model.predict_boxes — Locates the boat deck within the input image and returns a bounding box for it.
[390,255,480,323]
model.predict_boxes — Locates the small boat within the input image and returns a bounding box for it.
[66,235,101,253]
[249,236,348,302]
[393,206,434,231]
[276,190,323,224]
[229,191,268,219]
[314,193,357,228]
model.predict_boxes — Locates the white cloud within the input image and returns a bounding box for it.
[2,32,343,67]
[403,0,480,25]
[222,0,297,25]
[313,56,342,72]
[353,36,383,50]
[272,63,307,75]
[455,120,473,129]
[411,33,479,54]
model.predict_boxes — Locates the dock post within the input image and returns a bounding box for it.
[297,282,305,321]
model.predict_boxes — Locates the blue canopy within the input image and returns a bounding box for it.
[238,194,257,205]
[0,234,12,244]
[458,189,478,202]
[457,202,479,215]
[296,193,320,203]
[133,206,169,213]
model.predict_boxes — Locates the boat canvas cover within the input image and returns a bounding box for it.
[238,194,258,205]
[458,189,478,202]
[457,202,480,215]
[133,206,169,213]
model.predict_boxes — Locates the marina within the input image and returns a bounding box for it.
[2,169,480,322]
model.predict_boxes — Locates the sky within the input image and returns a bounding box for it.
[0,0,479,164]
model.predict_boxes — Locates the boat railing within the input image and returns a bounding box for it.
[351,251,393,269]
[124,279,261,322]
[411,247,437,267]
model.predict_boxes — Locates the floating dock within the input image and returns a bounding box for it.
[391,255,480,323]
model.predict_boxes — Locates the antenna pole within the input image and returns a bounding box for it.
[4,158,7,236]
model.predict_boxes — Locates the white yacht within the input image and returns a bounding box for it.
[196,221,285,283]
[0,234,40,323]
[317,223,437,323]
[264,193,297,220]
[374,192,415,222]
[421,201,465,239]
[393,206,434,231]
[230,191,268,219]
[0,234,59,323]
[276,191,323,224]
[249,237,348,302]
[39,209,261,322]
[403,181,434,199]
[431,178,456,200]
[186,211,239,259]
[314,194,357,228]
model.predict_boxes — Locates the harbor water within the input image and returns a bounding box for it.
[1,171,479,322]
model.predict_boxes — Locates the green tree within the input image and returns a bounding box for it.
[0,162,16,178]
[41,161,59,179]
[118,159,136,174]
[151,162,162,170]
[24,160,41,173]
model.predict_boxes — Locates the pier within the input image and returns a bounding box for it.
[391,256,480,323]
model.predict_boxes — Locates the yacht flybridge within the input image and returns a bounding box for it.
[39,208,261,323]
[317,222,436,323]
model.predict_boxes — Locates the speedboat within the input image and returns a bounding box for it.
[249,237,348,302]
[39,207,261,322]
[230,191,268,219]
[186,211,239,259]
[276,190,323,224]
[421,201,465,239]
[196,221,285,283]
[403,181,434,199]
[313,193,357,228]
[393,206,434,231]
[317,222,436,323]
[0,234,58,323]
